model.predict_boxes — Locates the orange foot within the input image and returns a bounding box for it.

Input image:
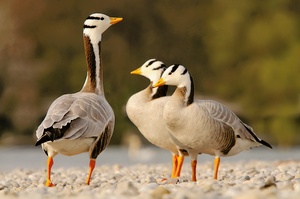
[45,179,55,187]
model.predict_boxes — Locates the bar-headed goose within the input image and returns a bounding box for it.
[153,64,272,181]
[35,13,122,186]
[126,59,187,178]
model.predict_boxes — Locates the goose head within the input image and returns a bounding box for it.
[83,13,123,43]
[153,64,194,104]
[153,64,191,88]
[130,59,167,84]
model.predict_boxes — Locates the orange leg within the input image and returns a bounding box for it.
[86,159,96,185]
[45,156,55,187]
[213,156,220,180]
[175,155,184,177]
[191,159,197,181]
[171,154,178,178]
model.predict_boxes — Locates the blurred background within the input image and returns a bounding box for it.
[0,0,299,148]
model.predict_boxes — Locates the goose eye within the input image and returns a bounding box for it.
[100,17,105,20]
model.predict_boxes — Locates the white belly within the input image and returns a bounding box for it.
[43,138,95,157]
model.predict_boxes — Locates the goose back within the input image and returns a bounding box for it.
[36,92,114,144]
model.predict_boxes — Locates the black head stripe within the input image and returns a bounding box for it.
[86,16,101,20]
[154,63,166,71]
[169,64,179,75]
[181,68,188,75]
[84,25,97,29]
[147,59,157,67]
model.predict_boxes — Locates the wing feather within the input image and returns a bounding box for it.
[36,92,115,142]
[200,100,257,141]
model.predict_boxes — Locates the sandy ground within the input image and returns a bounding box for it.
[0,146,299,199]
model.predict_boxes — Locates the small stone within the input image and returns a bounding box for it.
[157,178,180,185]
[293,182,300,190]
[295,173,300,179]
[174,189,203,199]
[265,175,276,184]
[276,172,294,181]
[139,183,158,192]
[197,179,215,192]
[0,185,7,191]
[115,181,138,196]
[143,176,156,183]
[242,175,251,181]
[246,168,259,176]
[108,179,117,184]
[260,179,276,190]
[151,186,170,199]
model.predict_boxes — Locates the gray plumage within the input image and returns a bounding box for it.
[35,13,122,186]
[126,59,187,178]
[153,64,272,181]
[36,92,114,157]
[126,59,179,155]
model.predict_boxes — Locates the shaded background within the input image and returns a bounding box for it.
[0,0,299,147]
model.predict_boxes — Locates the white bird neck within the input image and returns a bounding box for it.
[81,35,104,95]
[173,75,194,106]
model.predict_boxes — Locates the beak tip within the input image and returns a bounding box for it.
[153,79,166,88]
[153,83,159,88]
[130,68,141,75]
[110,17,123,25]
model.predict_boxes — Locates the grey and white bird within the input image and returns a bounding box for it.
[35,13,122,187]
[153,64,272,181]
[126,59,186,178]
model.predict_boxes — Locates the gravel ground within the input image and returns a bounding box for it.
[0,160,299,199]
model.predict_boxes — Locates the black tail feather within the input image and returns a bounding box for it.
[35,133,52,146]
[241,122,272,149]
[35,123,70,146]
[259,139,273,149]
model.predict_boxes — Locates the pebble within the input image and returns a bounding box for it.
[115,181,139,196]
[276,172,294,181]
[151,186,170,199]
[0,161,299,199]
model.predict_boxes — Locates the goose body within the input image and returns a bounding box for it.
[35,13,122,186]
[154,64,272,181]
[126,59,186,178]
[36,92,114,157]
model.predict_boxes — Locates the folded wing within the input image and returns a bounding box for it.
[36,92,114,145]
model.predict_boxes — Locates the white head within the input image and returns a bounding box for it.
[83,13,123,43]
[154,64,190,88]
[130,59,167,83]
[153,64,194,104]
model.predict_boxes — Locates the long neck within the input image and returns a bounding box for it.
[187,76,194,105]
[81,35,104,95]
[173,75,194,106]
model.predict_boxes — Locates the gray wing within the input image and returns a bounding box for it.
[36,92,115,141]
[199,100,258,141]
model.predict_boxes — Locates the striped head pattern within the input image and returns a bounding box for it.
[131,59,167,84]
[83,13,123,43]
[159,64,190,88]
[154,64,194,105]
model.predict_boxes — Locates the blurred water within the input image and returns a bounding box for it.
[0,145,299,171]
